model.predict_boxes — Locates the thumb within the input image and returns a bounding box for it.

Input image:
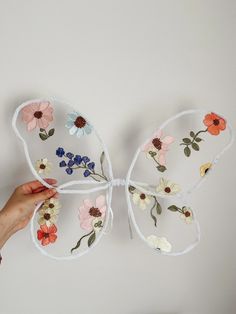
[30,188,57,203]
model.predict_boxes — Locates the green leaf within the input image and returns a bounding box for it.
[192,143,200,151]
[150,207,157,227]
[190,131,195,138]
[48,128,55,136]
[128,185,136,193]
[88,232,96,247]
[40,128,45,132]
[184,146,191,157]
[155,202,162,215]
[168,205,179,212]
[149,151,157,157]
[39,133,48,141]
[157,165,166,172]
[100,151,105,165]
[182,138,191,144]
[195,137,202,142]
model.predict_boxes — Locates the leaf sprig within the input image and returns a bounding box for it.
[180,129,207,157]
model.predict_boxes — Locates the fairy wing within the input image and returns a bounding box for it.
[125,109,234,255]
[12,98,114,260]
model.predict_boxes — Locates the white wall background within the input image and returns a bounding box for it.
[0,1,235,313]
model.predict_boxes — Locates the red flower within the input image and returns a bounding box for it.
[37,224,57,246]
[203,112,226,135]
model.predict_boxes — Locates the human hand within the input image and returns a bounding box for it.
[0,179,57,250]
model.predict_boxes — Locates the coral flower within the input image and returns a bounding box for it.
[37,224,57,246]
[203,112,226,135]
[21,101,53,131]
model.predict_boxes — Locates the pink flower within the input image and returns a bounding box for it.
[79,195,106,232]
[142,130,174,165]
[21,101,53,131]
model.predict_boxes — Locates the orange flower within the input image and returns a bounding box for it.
[37,224,57,246]
[203,112,226,135]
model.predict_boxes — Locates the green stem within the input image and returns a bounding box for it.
[71,230,94,254]
[180,128,208,147]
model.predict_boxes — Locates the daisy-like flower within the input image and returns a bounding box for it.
[180,206,193,224]
[35,158,52,175]
[142,130,174,166]
[146,235,172,253]
[21,101,53,131]
[42,198,61,211]
[38,198,61,227]
[79,195,106,232]
[132,192,151,210]
[156,178,181,195]
[200,162,212,177]
[65,112,93,137]
[37,224,57,246]
[203,112,226,136]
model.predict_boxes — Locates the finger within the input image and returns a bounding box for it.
[19,179,57,194]
[30,188,57,203]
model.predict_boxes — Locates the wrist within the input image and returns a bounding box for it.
[0,209,15,249]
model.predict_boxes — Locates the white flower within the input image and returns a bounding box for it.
[180,206,193,224]
[92,217,104,232]
[156,178,181,195]
[42,198,61,211]
[146,235,172,253]
[132,192,151,210]
[38,208,59,227]
[35,158,52,175]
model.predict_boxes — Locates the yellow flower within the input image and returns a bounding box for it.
[200,162,212,177]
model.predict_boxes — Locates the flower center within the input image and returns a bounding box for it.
[34,111,43,119]
[49,203,54,208]
[164,187,171,193]
[205,168,209,174]
[44,213,51,220]
[140,193,146,200]
[185,211,191,217]
[89,207,102,217]
[74,116,86,128]
[39,164,46,169]
[213,119,220,126]
[44,233,49,238]
[152,138,162,150]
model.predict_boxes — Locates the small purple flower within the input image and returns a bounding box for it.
[87,162,95,171]
[82,156,90,164]
[83,170,91,177]
[59,160,67,167]
[74,155,82,165]
[66,167,73,175]
[56,147,65,157]
[68,159,75,167]
[66,152,74,159]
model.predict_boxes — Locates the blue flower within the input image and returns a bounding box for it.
[68,159,75,167]
[66,167,73,175]
[87,162,95,171]
[65,112,93,138]
[59,160,67,167]
[74,155,82,165]
[82,156,90,164]
[56,147,65,157]
[83,170,91,177]
[66,152,74,159]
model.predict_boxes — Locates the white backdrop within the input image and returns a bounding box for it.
[0,1,235,313]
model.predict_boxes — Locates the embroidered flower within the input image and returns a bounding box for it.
[37,224,57,246]
[203,112,226,136]
[200,162,212,177]
[79,195,106,232]
[65,112,93,137]
[132,192,151,210]
[21,101,55,140]
[35,158,52,175]
[56,147,65,157]
[142,130,174,172]
[38,207,59,227]
[180,206,193,224]
[146,235,172,253]
[156,178,181,195]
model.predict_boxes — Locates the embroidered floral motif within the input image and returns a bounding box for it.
[37,224,58,246]
[156,178,181,196]
[146,235,172,252]
[180,112,226,157]
[70,195,106,253]
[65,112,93,137]
[56,148,108,182]
[142,130,174,172]
[168,205,194,224]
[21,101,55,140]
[200,162,212,177]
[38,198,61,227]
[35,158,52,175]
[129,185,162,227]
